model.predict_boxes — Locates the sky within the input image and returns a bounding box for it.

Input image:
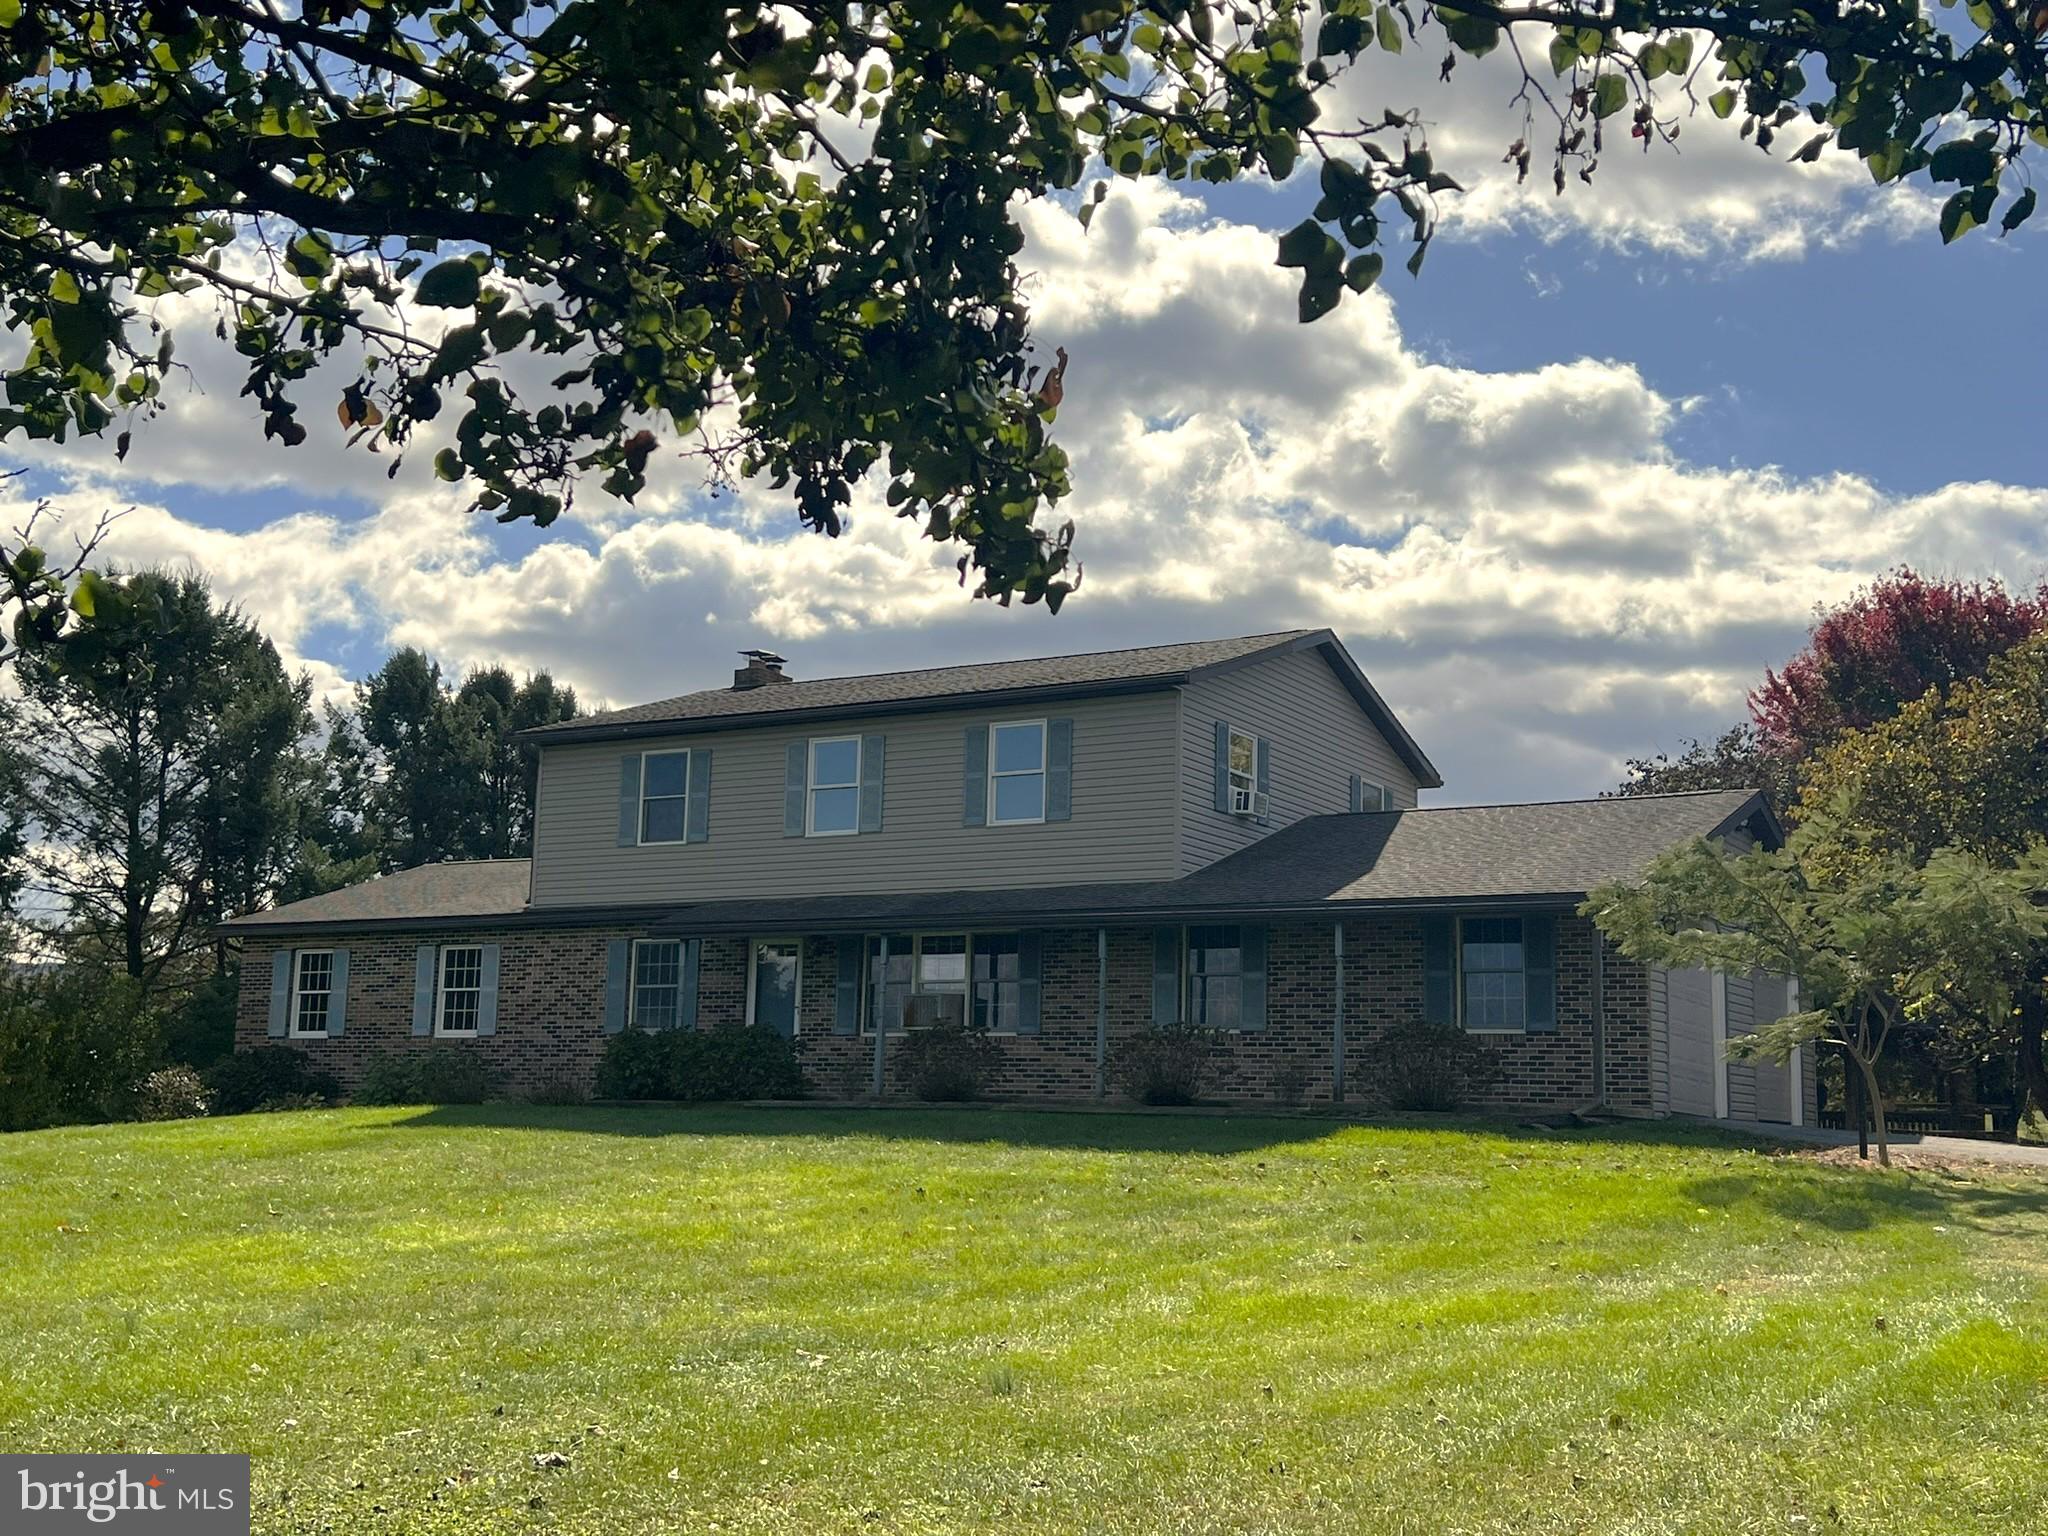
[13,39,2048,806]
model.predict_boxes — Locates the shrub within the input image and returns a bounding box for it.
[1111,1023,1228,1107]
[161,968,238,1069]
[355,1050,504,1106]
[593,1026,802,1102]
[254,1092,333,1114]
[0,966,159,1131]
[1271,1062,1311,1109]
[1366,1017,1505,1112]
[523,1071,590,1106]
[203,1045,341,1116]
[134,1065,211,1121]
[893,1022,1004,1102]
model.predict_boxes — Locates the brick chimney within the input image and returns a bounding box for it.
[732,648,792,690]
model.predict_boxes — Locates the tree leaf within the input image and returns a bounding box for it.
[1376,6,1402,54]
[1593,74,1629,119]
[1709,87,1739,119]
[2001,186,2036,236]
[414,259,482,309]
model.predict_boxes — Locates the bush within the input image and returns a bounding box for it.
[1366,1017,1505,1112]
[1111,1023,1228,1107]
[522,1071,590,1106]
[203,1045,341,1116]
[893,1022,1004,1102]
[355,1050,504,1106]
[161,967,238,1069]
[134,1065,211,1121]
[0,966,159,1131]
[254,1092,333,1114]
[593,1026,803,1102]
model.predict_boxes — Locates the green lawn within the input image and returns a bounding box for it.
[3,1107,2046,1536]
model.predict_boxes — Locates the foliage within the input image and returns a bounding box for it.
[253,1092,337,1114]
[0,965,157,1131]
[355,1050,505,1106]
[133,1064,211,1122]
[7,1107,2048,1534]
[1613,723,1793,807]
[1365,1016,1505,1111]
[892,1022,1005,1102]
[521,1072,591,1108]
[594,1027,804,1103]
[1111,1022,1228,1106]
[161,966,240,1070]
[1585,817,2048,1164]
[200,1044,341,1117]
[6,7,2036,616]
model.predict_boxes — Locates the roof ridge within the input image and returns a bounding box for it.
[1316,787,1760,816]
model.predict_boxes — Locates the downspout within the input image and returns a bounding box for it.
[1095,927,1109,1099]
[1590,927,1606,1111]
[1332,921,1346,1106]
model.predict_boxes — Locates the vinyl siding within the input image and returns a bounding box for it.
[528,691,1181,907]
[1176,647,1420,874]
[1648,966,1670,1115]
[1662,963,1719,1117]
[1724,969,1757,1121]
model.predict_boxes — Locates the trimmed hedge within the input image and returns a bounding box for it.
[202,1045,341,1116]
[595,1026,802,1102]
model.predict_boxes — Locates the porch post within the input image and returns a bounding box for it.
[1094,927,1109,1099]
[871,934,889,1098]
[1331,921,1346,1105]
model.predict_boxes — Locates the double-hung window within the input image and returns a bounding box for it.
[989,721,1047,824]
[435,945,485,1036]
[639,751,689,843]
[1358,779,1393,812]
[973,934,1023,1032]
[1227,729,1257,816]
[807,736,862,836]
[1460,917,1526,1031]
[631,939,683,1030]
[1186,925,1244,1029]
[289,949,334,1037]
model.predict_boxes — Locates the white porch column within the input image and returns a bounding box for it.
[1710,967,1730,1120]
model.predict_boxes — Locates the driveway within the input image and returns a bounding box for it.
[1715,1117,2048,1168]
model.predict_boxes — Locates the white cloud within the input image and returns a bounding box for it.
[15,180,2045,806]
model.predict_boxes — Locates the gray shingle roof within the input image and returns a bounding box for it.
[222,791,1771,936]
[528,630,1317,737]
[219,860,533,930]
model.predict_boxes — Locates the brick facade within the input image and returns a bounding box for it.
[236,912,1655,1112]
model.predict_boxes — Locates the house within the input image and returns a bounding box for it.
[224,629,1809,1119]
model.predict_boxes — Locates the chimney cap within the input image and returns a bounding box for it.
[739,648,787,667]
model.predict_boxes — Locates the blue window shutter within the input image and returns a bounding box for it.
[859,734,885,833]
[267,949,292,1037]
[1349,773,1362,813]
[834,938,863,1034]
[328,949,350,1038]
[603,939,630,1033]
[1046,718,1073,822]
[1421,917,1454,1027]
[1212,721,1230,813]
[412,945,437,1036]
[476,944,501,1036]
[617,755,641,846]
[681,939,701,1030]
[1152,927,1181,1025]
[1524,915,1558,1033]
[1239,926,1268,1032]
[962,727,988,826]
[1017,932,1043,1035]
[783,742,807,837]
[1255,737,1272,824]
[685,749,712,844]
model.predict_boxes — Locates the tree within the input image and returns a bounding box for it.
[1799,633,2048,1117]
[454,666,580,860]
[1612,723,1792,806]
[0,698,27,920]
[1586,819,2048,1165]
[13,571,316,991]
[350,648,486,870]
[5,5,2039,608]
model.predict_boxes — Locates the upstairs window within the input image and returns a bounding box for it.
[435,945,485,1036]
[639,751,689,843]
[807,736,862,836]
[989,721,1047,824]
[1227,729,1256,814]
[289,949,333,1037]
[1186,925,1244,1029]
[1460,917,1527,1031]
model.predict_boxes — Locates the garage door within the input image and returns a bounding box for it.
[1665,965,1719,1117]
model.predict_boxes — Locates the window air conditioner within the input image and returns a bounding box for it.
[904,992,966,1030]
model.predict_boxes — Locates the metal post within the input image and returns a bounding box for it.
[1331,921,1346,1106]
[871,934,889,1098]
[1095,928,1109,1099]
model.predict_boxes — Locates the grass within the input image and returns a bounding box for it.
[3,1105,2047,1536]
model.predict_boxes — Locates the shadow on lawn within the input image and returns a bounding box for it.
[1680,1165,2048,1236]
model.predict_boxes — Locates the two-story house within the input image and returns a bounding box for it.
[225,629,1809,1121]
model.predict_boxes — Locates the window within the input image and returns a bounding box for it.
[989,721,1047,824]
[435,945,485,1036]
[973,934,1023,1033]
[1227,728,1257,816]
[1186,924,1244,1029]
[289,949,333,1037]
[631,939,683,1030]
[864,933,915,1034]
[1359,779,1393,812]
[1460,916,1526,1031]
[807,736,862,836]
[749,940,801,1038]
[639,751,689,843]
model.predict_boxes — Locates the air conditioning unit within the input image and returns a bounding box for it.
[1231,786,1268,819]
[904,992,966,1031]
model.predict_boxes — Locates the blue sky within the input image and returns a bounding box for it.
[18,48,2048,806]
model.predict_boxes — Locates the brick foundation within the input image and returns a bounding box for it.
[236,914,1652,1111]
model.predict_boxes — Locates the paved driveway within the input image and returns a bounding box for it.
[1716,1117,2048,1168]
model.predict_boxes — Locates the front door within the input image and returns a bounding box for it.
[750,939,801,1039]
